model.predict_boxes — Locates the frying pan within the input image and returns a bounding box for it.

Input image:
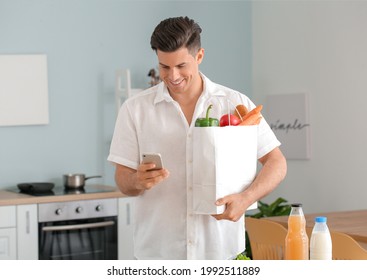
[63,173,102,188]
[17,182,55,193]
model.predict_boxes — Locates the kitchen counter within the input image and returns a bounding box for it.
[0,184,127,206]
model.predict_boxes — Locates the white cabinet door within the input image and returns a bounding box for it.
[17,204,38,260]
[0,205,16,228]
[0,228,16,260]
[0,206,16,260]
[118,197,135,260]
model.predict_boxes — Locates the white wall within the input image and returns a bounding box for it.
[252,1,367,213]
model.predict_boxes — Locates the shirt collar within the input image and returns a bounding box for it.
[200,72,226,98]
[153,82,173,104]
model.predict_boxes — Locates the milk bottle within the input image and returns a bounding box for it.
[310,216,332,260]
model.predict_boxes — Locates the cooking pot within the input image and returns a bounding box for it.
[63,174,102,188]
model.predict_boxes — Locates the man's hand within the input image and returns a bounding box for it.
[136,162,170,190]
[212,193,247,222]
[115,163,169,196]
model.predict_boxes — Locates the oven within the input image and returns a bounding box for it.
[38,198,118,260]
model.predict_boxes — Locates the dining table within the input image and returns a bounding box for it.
[264,209,367,248]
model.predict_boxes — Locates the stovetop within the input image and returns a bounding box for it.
[7,185,115,197]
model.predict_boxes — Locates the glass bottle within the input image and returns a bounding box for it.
[285,203,309,260]
[310,216,332,260]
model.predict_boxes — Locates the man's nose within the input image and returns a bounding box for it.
[168,68,180,80]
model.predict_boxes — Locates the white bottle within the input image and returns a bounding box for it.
[310,216,332,260]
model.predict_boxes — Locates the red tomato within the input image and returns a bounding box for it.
[219,114,241,127]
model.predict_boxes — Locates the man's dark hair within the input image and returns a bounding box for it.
[150,16,202,55]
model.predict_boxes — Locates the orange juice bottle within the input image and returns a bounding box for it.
[285,203,309,260]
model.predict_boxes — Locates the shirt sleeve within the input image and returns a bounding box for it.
[107,101,140,170]
[256,118,281,159]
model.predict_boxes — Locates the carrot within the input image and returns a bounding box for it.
[238,112,262,126]
[238,104,263,126]
[253,115,262,125]
[234,104,248,120]
[242,105,263,121]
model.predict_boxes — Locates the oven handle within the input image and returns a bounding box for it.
[42,221,115,232]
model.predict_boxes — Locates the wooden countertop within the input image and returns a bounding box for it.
[0,184,127,206]
[265,209,367,244]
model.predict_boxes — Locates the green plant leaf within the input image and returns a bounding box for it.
[247,197,291,218]
[268,197,288,213]
[274,206,291,216]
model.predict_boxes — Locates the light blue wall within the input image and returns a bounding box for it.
[0,0,251,188]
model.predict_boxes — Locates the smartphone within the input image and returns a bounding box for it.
[142,153,164,170]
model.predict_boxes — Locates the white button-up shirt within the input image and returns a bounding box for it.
[108,73,280,259]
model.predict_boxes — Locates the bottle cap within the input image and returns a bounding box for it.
[315,216,327,223]
[291,203,302,207]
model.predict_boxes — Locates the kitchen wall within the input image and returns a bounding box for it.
[252,1,367,213]
[0,1,252,188]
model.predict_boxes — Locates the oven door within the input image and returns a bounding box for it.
[39,216,117,260]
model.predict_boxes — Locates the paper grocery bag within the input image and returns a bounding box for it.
[192,125,258,214]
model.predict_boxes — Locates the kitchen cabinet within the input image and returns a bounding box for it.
[0,206,17,260]
[0,204,38,260]
[17,204,38,260]
[118,197,135,259]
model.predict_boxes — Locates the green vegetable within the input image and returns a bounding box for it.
[195,104,219,127]
[235,252,251,260]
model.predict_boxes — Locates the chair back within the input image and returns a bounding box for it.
[245,217,288,260]
[331,231,367,260]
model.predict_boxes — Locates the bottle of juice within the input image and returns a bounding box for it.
[285,203,309,260]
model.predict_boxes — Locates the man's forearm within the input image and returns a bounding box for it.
[242,147,287,206]
[115,164,144,196]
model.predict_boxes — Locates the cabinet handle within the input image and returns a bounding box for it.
[126,203,130,225]
[26,211,30,234]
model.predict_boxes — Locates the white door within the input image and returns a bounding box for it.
[0,206,16,260]
[17,204,38,260]
[118,197,135,259]
[0,228,16,260]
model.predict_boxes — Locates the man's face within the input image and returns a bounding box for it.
[157,47,204,95]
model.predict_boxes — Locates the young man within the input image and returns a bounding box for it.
[108,16,287,259]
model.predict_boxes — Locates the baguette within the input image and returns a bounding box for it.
[234,104,249,120]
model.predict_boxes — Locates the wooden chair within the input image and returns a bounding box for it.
[330,231,367,260]
[245,217,288,260]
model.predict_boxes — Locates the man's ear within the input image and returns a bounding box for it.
[196,48,205,64]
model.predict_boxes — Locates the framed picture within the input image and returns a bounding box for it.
[0,54,49,126]
[265,93,311,160]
